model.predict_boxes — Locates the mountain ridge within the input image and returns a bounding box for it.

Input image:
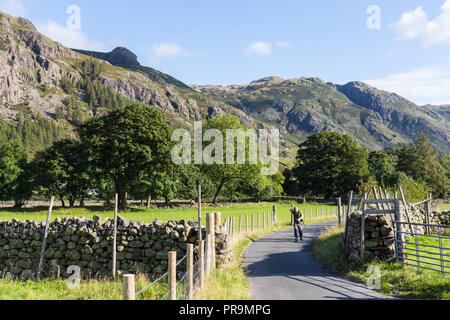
[0,9,448,162]
[192,76,449,153]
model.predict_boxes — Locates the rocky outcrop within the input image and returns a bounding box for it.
[336,81,450,153]
[0,10,258,135]
[0,215,232,280]
[194,77,450,153]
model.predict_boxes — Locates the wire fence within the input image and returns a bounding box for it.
[394,221,450,275]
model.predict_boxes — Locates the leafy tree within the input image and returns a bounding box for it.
[292,131,370,198]
[391,134,449,198]
[32,139,92,207]
[0,140,31,207]
[399,177,427,203]
[368,151,399,188]
[240,171,285,202]
[282,168,301,196]
[78,103,173,210]
[200,115,265,203]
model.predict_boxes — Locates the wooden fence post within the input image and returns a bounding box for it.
[37,196,54,281]
[187,244,194,300]
[238,214,242,235]
[337,198,342,225]
[252,214,255,232]
[263,212,266,230]
[258,213,261,230]
[112,193,118,280]
[344,191,353,244]
[399,186,414,234]
[246,215,249,233]
[426,193,432,235]
[206,213,216,270]
[168,251,177,300]
[273,205,277,223]
[215,212,222,226]
[123,274,135,300]
[205,234,212,275]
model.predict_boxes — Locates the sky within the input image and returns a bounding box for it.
[1,0,450,105]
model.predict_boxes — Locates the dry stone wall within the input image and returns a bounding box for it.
[345,202,449,262]
[0,215,232,280]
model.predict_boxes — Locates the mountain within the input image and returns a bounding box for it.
[0,10,271,153]
[422,104,450,122]
[193,77,450,153]
[0,10,448,164]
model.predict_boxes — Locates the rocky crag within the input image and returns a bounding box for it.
[194,77,450,153]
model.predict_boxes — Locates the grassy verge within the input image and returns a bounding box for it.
[0,274,168,300]
[197,217,337,300]
[312,225,450,300]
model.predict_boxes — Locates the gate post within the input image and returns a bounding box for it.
[394,199,406,262]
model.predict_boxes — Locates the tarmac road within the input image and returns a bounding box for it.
[243,220,394,300]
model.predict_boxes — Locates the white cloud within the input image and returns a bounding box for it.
[152,43,190,58]
[36,20,106,51]
[365,68,450,105]
[244,41,272,56]
[391,0,450,47]
[0,0,26,17]
[275,41,290,49]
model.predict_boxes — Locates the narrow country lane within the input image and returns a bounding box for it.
[243,221,395,300]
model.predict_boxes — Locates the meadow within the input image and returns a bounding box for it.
[0,201,340,225]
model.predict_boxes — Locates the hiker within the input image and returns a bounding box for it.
[290,205,304,242]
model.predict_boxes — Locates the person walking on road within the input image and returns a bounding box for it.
[290,205,304,242]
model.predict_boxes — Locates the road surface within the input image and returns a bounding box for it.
[243,221,393,300]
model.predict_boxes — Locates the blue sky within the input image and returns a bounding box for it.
[1,0,450,105]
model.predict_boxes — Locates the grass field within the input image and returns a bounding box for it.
[0,201,338,300]
[403,233,450,273]
[312,226,450,300]
[0,201,339,226]
[439,204,450,212]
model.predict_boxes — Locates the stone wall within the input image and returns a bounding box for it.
[0,215,232,280]
[345,203,449,262]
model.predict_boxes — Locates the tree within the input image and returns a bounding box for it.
[0,140,31,207]
[78,103,173,210]
[32,139,92,207]
[292,131,369,198]
[200,115,265,203]
[392,134,449,198]
[282,168,301,196]
[368,151,399,188]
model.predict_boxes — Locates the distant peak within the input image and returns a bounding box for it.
[342,81,372,89]
[106,47,140,67]
[250,76,284,85]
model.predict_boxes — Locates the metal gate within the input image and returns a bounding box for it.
[394,221,450,275]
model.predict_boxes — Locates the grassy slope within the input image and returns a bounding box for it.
[312,226,450,300]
